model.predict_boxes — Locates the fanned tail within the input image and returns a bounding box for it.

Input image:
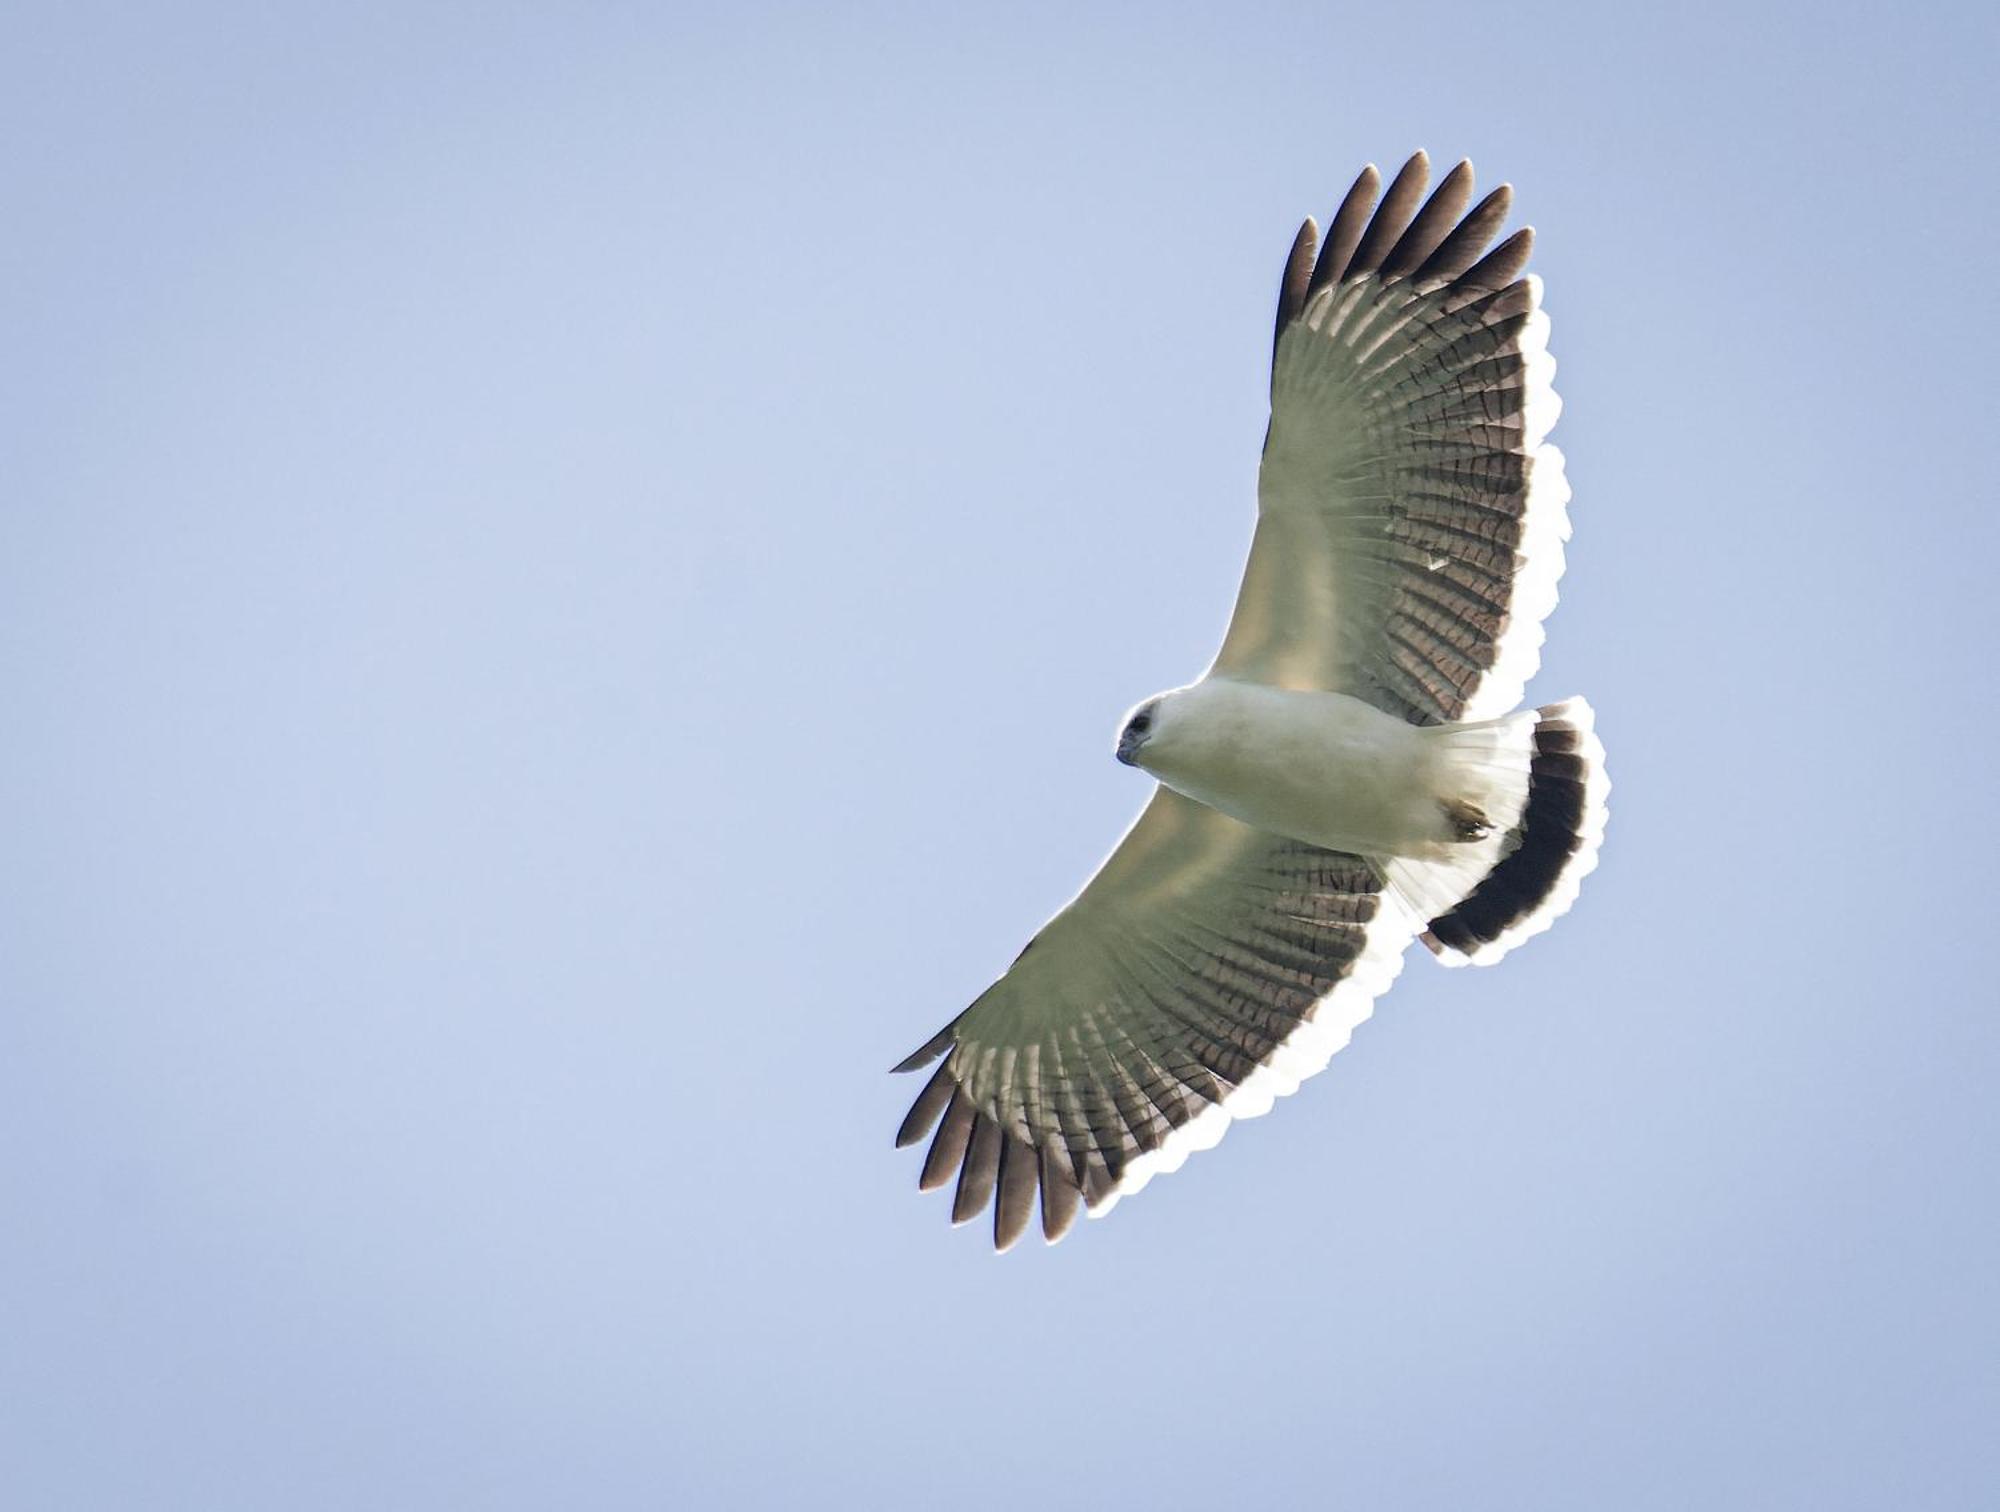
[1375,698,1607,965]
[1420,697,1608,966]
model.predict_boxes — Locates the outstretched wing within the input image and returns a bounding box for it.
[1214,151,1571,724]
[894,790,1420,1250]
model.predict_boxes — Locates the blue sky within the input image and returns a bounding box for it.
[4,3,1995,1507]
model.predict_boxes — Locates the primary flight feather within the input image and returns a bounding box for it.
[892,152,1609,1251]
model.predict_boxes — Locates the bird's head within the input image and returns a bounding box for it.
[1114,693,1172,769]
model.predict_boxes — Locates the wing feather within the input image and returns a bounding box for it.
[919,1092,975,1192]
[1272,218,1319,364]
[893,791,1418,1246]
[1038,1148,1081,1242]
[894,1061,955,1149]
[994,1135,1040,1251]
[1346,150,1432,277]
[1379,158,1474,279]
[1215,159,1569,724]
[951,1113,1002,1226]
[1306,164,1381,298]
[1412,185,1513,286]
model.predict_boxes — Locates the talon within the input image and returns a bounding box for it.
[1442,798,1492,842]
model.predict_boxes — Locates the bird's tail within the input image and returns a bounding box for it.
[1379,698,1609,967]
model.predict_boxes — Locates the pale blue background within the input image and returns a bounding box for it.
[5,3,1994,1508]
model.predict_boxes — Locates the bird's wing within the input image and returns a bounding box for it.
[893,789,1420,1249]
[1214,151,1570,723]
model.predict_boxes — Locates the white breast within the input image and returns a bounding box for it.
[1138,678,1448,856]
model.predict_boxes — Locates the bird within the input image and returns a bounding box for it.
[891,152,1609,1251]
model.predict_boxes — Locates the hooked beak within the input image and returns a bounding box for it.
[1115,727,1146,767]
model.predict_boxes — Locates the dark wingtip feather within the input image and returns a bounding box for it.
[1273,217,1318,362]
[919,1092,975,1191]
[1462,225,1535,291]
[993,1136,1038,1252]
[890,1023,955,1074]
[1347,150,1431,278]
[1412,183,1513,286]
[1379,158,1474,280]
[1306,163,1381,297]
[950,1114,1001,1226]
[1039,1150,1081,1243]
[895,1061,956,1149]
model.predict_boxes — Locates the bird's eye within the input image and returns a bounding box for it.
[1131,713,1150,733]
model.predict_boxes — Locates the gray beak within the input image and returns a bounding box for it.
[1115,727,1145,767]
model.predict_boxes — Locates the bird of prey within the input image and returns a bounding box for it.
[892,152,1609,1251]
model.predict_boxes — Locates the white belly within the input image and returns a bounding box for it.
[1138,679,1450,856]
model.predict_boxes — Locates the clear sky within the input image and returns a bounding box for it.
[4,3,1995,1507]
